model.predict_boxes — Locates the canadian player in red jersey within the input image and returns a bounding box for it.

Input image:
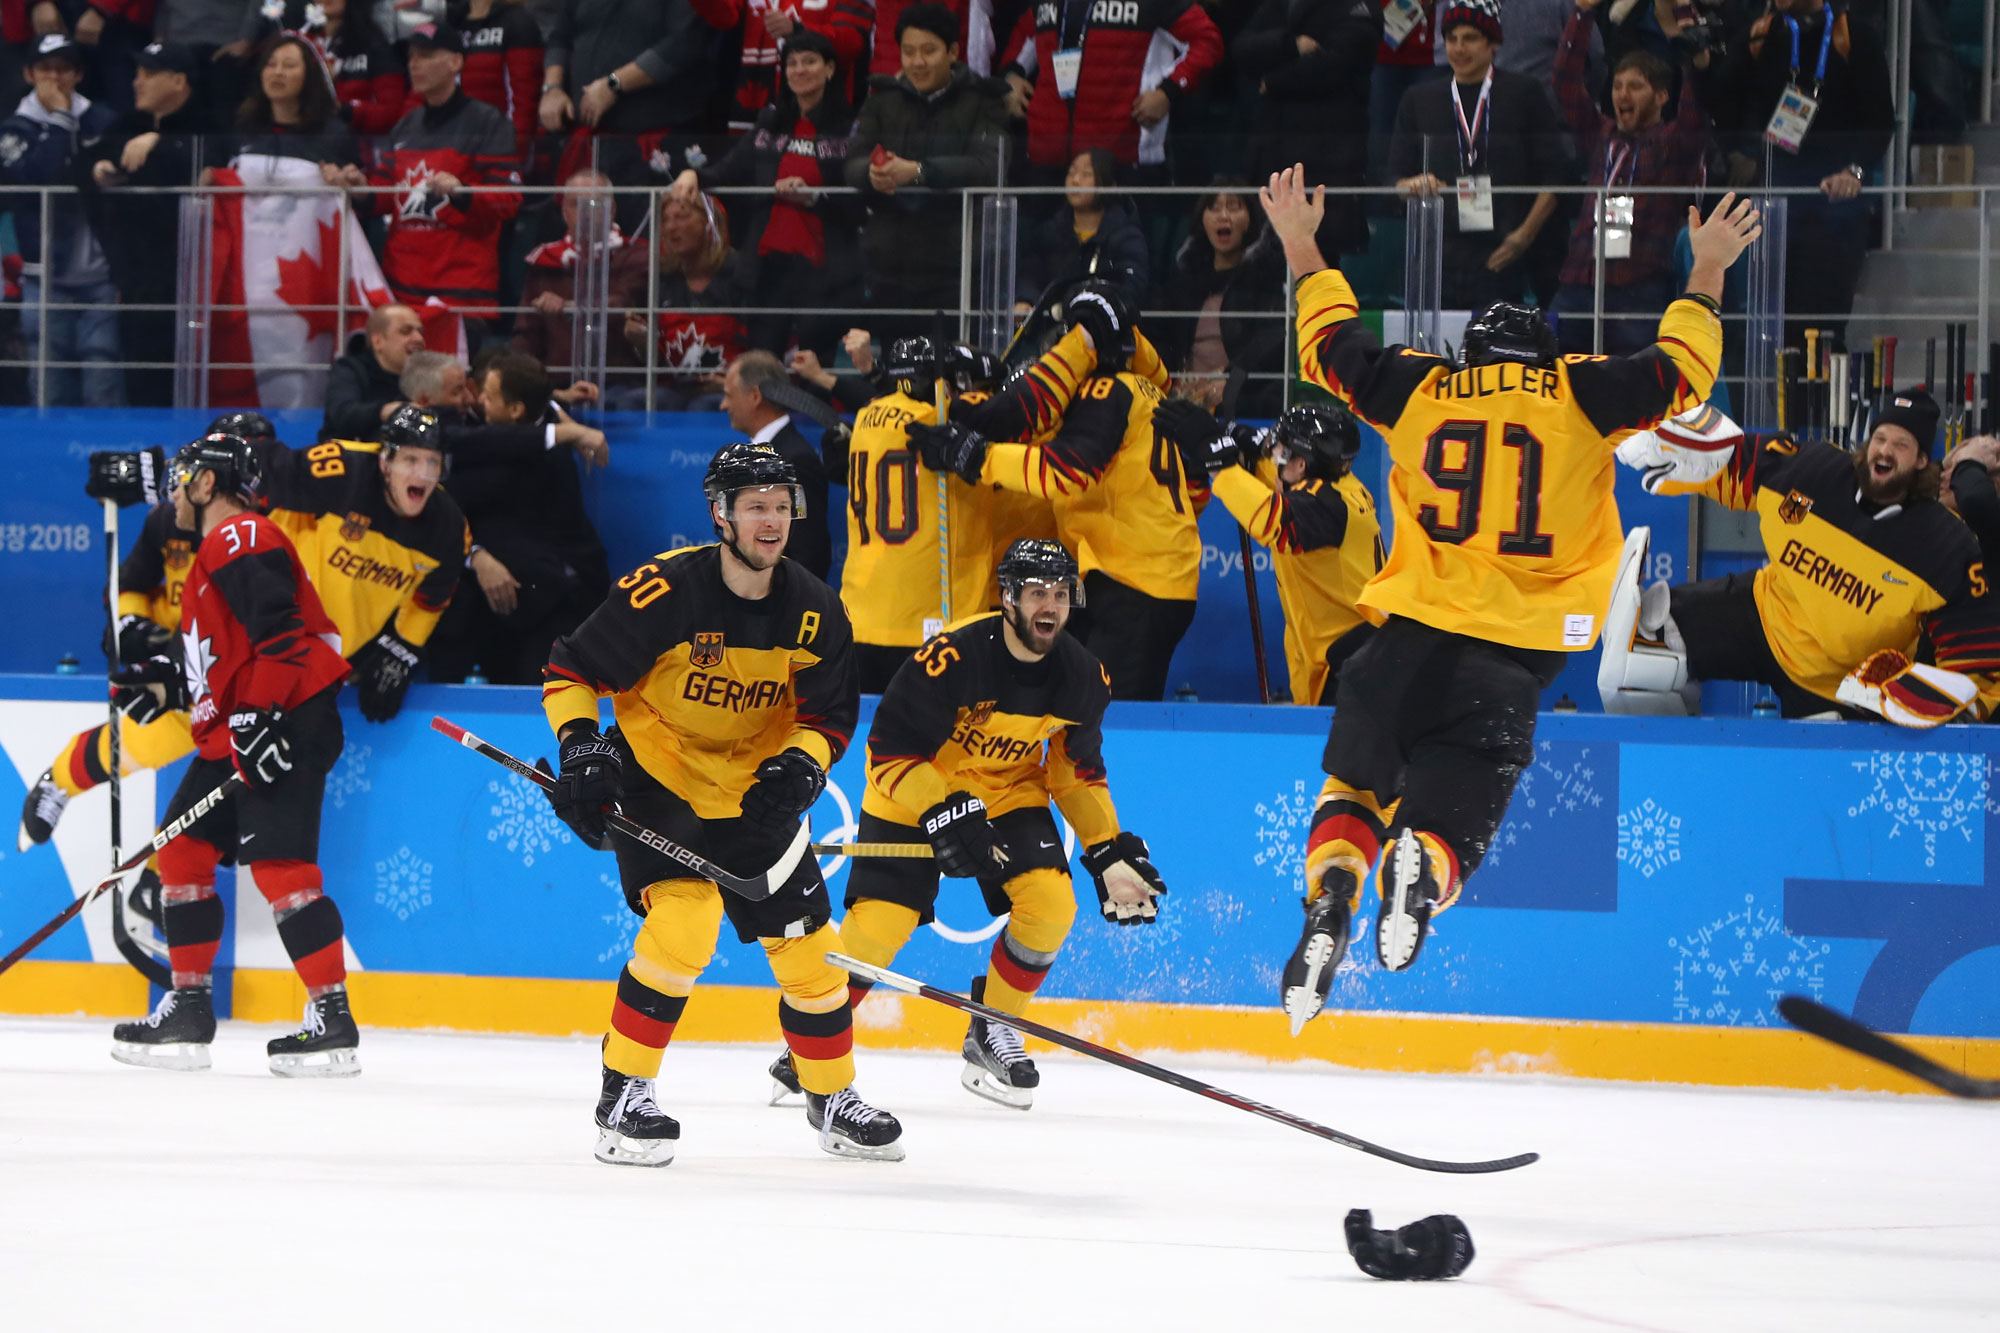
[105,434,361,1078]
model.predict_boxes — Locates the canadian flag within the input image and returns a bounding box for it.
[207,155,393,409]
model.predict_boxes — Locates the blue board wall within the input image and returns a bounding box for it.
[1,677,1992,1039]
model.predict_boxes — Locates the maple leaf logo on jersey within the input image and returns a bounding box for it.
[395,165,451,223]
[657,321,732,374]
[180,624,216,707]
[690,632,725,667]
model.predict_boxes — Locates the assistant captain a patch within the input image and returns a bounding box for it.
[689,632,725,668]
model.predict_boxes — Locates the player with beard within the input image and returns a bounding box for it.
[1602,390,2000,724]
[542,443,903,1166]
[767,539,1168,1111]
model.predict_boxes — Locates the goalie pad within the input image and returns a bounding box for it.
[1598,527,1694,714]
[1615,403,1741,494]
[1835,651,1979,729]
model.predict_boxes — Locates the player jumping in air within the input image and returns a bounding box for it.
[542,443,904,1166]
[769,538,1168,1109]
[1259,164,1760,1027]
[105,433,362,1075]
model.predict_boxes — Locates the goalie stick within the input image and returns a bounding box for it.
[830,952,1541,1175]
[430,716,806,903]
[1778,995,2000,1100]
[0,770,245,979]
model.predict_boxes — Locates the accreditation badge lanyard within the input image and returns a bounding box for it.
[1451,70,1495,232]
[1598,141,1634,259]
[1382,0,1426,48]
[1052,0,1089,99]
[1764,14,1832,153]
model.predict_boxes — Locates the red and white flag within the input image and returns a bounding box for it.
[207,155,392,409]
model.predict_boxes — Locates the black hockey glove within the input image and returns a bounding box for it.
[107,612,174,666]
[1080,831,1167,925]
[1152,399,1247,477]
[739,747,826,835]
[1063,286,1127,361]
[85,447,167,507]
[110,654,189,724]
[550,724,624,850]
[1344,1209,1474,1281]
[228,706,294,792]
[906,422,989,484]
[921,791,1004,878]
[350,627,422,723]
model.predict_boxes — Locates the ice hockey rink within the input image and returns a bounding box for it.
[2,1017,1994,1331]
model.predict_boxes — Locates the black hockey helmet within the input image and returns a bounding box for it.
[205,410,277,444]
[1461,302,1558,371]
[949,343,1002,393]
[1269,402,1362,479]
[1061,277,1137,373]
[886,335,943,401]
[996,537,1084,608]
[380,403,446,457]
[704,441,805,532]
[170,432,261,507]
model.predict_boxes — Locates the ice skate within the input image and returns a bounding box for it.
[960,976,1038,1109]
[18,768,67,851]
[1376,830,1451,972]
[267,990,361,1078]
[805,1085,905,1161]
[594,1067,680,1166]
[768,1049,803,1104]
[1282,870,1356,1035]
[110,986,215,1071]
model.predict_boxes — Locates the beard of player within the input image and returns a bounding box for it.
[1001,584,1070,659]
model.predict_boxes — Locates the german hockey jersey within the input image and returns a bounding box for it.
[1211,461,1383,704]
[865,612,1119,846]
[369,91,522,311]
[179,513,350,760]
[262,440,468,655]
[978,369,1201,602]
[542,544,858,819]
[840,388,999,648]
[1295,267,1719,653]
[1658,435,2000,709]
[116,502,199,632]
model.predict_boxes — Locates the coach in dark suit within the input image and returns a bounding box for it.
[721,350,833,579]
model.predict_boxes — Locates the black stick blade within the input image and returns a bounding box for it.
[1778,995,2000,1100]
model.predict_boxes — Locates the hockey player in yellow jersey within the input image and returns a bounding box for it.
[1258,164,1761,1022]
[912,282,1203,701]
[1156,399,1384,705]
[542,442,904,1166]
[768,539,1167,1110]
[1600,392,2000,724]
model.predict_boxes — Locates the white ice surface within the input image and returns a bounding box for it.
[3,1016,1996,1332]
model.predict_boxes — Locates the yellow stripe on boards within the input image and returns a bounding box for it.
[5,962,1995,1098]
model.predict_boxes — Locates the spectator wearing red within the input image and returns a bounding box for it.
[326,22,520,334]
[262,0,406,135]
[448,0,541,153]
[675,30,858,363]
[512,168,651,394]
[1367,0,1443,185]
[998,0,1221,173]
[621,191,755,410]
[722,0,868,131]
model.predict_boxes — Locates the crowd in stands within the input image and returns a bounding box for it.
[0,0,1979,408]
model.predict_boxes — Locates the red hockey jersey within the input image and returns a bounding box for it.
[369,91,523,312]
[1001,0,1222,166]
[179,512,350,761]
[449,0,545,151]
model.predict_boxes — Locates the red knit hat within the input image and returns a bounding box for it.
[1440,0,1503,44]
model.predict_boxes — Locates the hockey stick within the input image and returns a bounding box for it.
[1218,363,1272,704]
[1777,995,2000,1100]
[430,716,804,903]
[109,880,172,990]
[808,842,932,858]
[101,499,172,987]
[932,310,953,635]
[831,952,1540,1175]
[0,770,243,980]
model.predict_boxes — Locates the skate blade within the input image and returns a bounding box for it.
[110,1040,211,1072]
[816,1129,906,1162]
[1283,933,1337,1036]
[960,1061,1033,1110]
[769,1077,801,1107]
[269,1047,362,1079]
[1377,833,1425,972]
[17,823,33,853]
[594,1128,676,1167]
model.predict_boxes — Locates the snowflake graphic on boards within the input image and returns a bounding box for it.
[1845,751,1987,868]
[373,845,433,921]
[1617,796,1682,878]
[1669,893,1829,1025]
[1252,779,1316,885]
[327,742,372,810]
[1484,740,1604,871]
[598,873,639,964]
[486,773,572,867]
